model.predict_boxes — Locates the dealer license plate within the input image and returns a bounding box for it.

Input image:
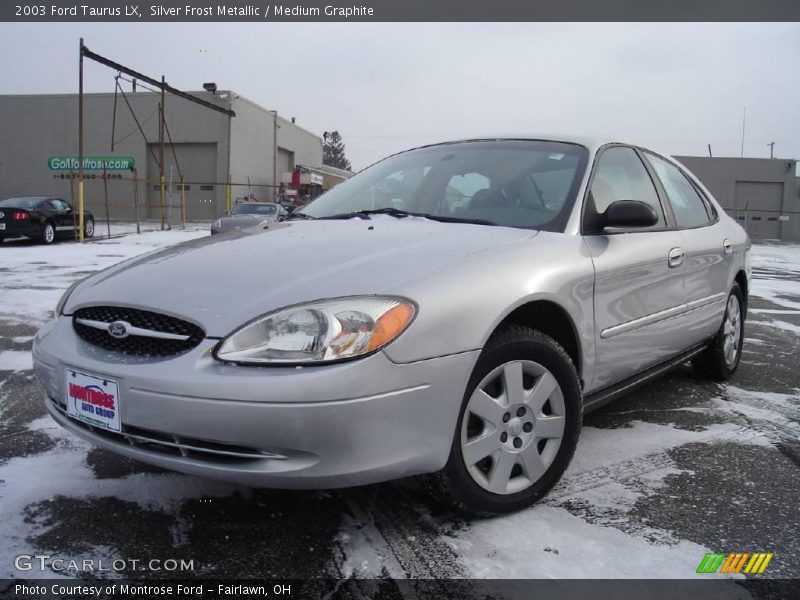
[65,369,122,432]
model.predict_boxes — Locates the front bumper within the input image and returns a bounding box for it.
[33,317,478,488]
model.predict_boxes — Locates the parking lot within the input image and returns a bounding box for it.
[0,230,798,586]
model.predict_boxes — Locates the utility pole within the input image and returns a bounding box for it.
[271,110,278,202]
[768,141,775,159]
[78,38,85,242]
[740,106,746,158]
[159,75,165,230]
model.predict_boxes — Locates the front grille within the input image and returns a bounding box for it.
[50,397,285,464]
[73,306,205,357]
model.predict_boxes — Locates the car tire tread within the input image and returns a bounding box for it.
[692,283,745,381]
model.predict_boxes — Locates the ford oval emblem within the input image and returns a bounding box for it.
[107,321,129,339]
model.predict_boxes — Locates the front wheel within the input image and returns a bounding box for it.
[423,326,582,515]
[692,284,745,381]
[84,217,95,239]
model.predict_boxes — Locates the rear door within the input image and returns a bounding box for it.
[642,153,729,346]
[582,146,687,391]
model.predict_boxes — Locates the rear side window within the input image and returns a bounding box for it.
[588,147,665,227]
[644,154,711,228]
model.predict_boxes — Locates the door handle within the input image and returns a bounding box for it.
[723,238,733,255]
[668,247,685,269]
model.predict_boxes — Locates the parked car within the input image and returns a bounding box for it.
[211,202,285,234]
[33,136,749,514]
[0,196,94,244]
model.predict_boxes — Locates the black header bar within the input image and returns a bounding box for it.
[3,0,800,22]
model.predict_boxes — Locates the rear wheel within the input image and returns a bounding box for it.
[423,326,582,515]
[692,284,744,381]
[41,221,55,245]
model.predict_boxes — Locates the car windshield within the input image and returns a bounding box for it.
[0,197,42,209]
[232,203,277,215]
[299,140,588,231]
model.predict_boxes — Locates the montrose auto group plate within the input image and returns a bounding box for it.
[65,369,121,432]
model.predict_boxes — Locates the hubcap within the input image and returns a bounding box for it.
[460,360,566,495]
[723,295,741,368]
[45,224,54,243]
[85,219,94,236]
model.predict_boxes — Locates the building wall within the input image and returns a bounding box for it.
[675,156,800,241]
[228,95,321,203]
[0,92,231,223]
[0,91,323,221]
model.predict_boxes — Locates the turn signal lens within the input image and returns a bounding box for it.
[367,303,416,351]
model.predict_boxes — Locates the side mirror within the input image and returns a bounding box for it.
[601,200,658,229]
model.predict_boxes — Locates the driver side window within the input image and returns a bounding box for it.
[589,147,665,227]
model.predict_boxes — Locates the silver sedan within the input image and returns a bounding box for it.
[210,201,284,234]
[33,136,749,514]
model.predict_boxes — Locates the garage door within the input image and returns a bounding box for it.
[147,143,218,222]
[734,181,783,239]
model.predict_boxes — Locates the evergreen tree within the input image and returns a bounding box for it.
[323,131,352,171]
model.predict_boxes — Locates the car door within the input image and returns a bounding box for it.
[642,153,729,346]
[52,199,76,234]
[582,145,687,391]
[41,198,69,234]
[37,199,59,229]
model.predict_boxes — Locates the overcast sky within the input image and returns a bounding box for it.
[1,22,798,170]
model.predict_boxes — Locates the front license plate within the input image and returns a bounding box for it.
[65,369,122,432]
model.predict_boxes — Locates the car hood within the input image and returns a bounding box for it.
[64,216,537,337]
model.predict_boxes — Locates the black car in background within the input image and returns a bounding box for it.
[0,197,94,245]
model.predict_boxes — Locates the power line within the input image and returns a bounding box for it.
[115,79,161,168]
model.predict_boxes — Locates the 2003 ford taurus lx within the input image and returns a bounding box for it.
[33,137,750,514]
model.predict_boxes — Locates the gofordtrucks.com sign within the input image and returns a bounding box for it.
[48,156,136,171]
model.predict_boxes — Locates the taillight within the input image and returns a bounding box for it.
[12,211,29,220]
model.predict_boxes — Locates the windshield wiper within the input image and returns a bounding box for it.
[280,212,316,221]
[318,207,497,226]
[317,207,413,220]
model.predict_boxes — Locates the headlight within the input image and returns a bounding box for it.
[55,280,81,315]
[214,296,416,365]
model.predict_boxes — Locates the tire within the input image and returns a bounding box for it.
[41,221,55,245]
[84,217,95,239]
[692,284,745,381]
[423,326,582,515]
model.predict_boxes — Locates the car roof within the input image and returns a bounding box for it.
[2,196,52,201]
[412,134,630,152]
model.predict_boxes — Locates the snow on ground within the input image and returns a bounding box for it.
[0,227,208,325]
[749,243,800,311]
[0,350,33,371]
